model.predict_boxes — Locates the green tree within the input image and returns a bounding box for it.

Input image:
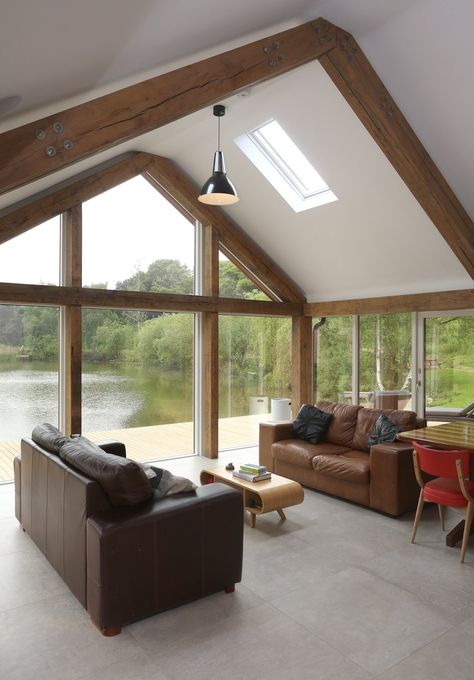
[135,314,193,369]
[117,259,193,295]
[21,306,59,360]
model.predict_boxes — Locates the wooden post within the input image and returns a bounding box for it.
[201,224,219,458]
[291,316,313,418]
[61,205,82,435]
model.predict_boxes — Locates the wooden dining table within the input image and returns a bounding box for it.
[398,420,474,547]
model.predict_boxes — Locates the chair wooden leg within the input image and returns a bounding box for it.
[460,503,474,563]
[438,504,446,531]
[411,490,425,543]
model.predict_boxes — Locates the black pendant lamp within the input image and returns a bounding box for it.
[198,104,239,205]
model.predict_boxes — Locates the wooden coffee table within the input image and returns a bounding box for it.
[200,467,304,528]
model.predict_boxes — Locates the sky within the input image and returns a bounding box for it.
[0,176,196,288]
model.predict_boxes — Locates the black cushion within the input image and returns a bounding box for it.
[31,423,69,454]
[367,414,399,448]
[59,436,152,506]
[291,404,332,444]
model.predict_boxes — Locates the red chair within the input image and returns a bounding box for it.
[411,441,474,563]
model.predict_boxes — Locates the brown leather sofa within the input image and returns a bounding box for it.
[260,401,426,516]
[14,436,243,635]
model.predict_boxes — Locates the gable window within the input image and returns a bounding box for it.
[236,119,337,212]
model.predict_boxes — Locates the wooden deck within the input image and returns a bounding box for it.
[0,413,269,482]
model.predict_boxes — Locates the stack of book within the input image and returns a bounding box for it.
[232,463,271,482]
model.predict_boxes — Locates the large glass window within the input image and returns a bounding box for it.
[314,316,352,404]
[424,314,474,417]
[82,176,195,293]
[219,252,270,300]
[0,305,59,482]
[82,309,194,462]
[360,313,412,410]
[219,315,291,448]
[0,217,60,285]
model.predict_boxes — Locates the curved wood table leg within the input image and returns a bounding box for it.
[277,508,286,521]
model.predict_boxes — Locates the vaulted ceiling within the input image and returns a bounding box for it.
[1,0,473,302]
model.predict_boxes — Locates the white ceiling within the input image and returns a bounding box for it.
[1,0,473,301]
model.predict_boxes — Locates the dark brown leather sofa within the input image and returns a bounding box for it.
[14,436,243,635]
[260,401,426,517]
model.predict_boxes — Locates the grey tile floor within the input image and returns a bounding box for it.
[1,447,474,679]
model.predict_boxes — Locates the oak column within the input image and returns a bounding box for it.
[201,224,219,458]
[291,316,313,418]
[61,205,82,435]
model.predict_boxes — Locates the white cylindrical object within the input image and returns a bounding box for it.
[271,397,291,421]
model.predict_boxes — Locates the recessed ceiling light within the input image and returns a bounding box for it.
[0,95,22,116]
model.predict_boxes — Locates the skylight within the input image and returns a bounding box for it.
[235,119,337,213]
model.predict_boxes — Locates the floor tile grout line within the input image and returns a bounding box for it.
[264,599,377,678]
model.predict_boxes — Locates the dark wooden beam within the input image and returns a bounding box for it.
[291,316,313,416]
[61,206,82,435]
[0,281,302,315]
[304,289,474,317]
[143,156,306,303]
[319,26,474,278]
[202,225,219,458]
[0,152,153,246]
[0,20,336,196]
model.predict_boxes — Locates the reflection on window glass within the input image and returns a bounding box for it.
[82,309,194,461]
[0,305,59,481]
[0,218,60,285]
[314,316,352,404]
[424,315,474,415]
[360,313,412,410]
[219,316,291,448]
[83,176,195,293]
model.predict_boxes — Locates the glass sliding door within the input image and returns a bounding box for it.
[0,304,59,482]
[314,316,353,404]
[219,315,291,449]
[419,311,474,419]
[359,313,412,410]
[82,309,195,462]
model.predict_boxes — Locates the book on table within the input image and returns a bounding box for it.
[239,463,268,475]
[233,470,272,483]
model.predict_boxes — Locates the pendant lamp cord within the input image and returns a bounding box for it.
[217,115,221,152]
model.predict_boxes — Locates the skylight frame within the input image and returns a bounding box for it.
[235,119,337,213]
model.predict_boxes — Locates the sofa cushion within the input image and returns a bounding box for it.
[384,408,418,433]
[272,440,351,468]
[291,404,332,444]
[312,450,370,485]
[316,401,362,448]
[352,408,384,452]
[60,436,152,506]
[367,414,399,448]
[147,466,197,497]
[353,407,418,452]
[31,423,69,454]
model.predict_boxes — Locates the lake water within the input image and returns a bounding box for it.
[0,360,270,440]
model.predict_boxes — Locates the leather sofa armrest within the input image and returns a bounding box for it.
[86,483,243,631]
[370,441,419,516]
[96,440,126,457]
[259,421,293,471]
